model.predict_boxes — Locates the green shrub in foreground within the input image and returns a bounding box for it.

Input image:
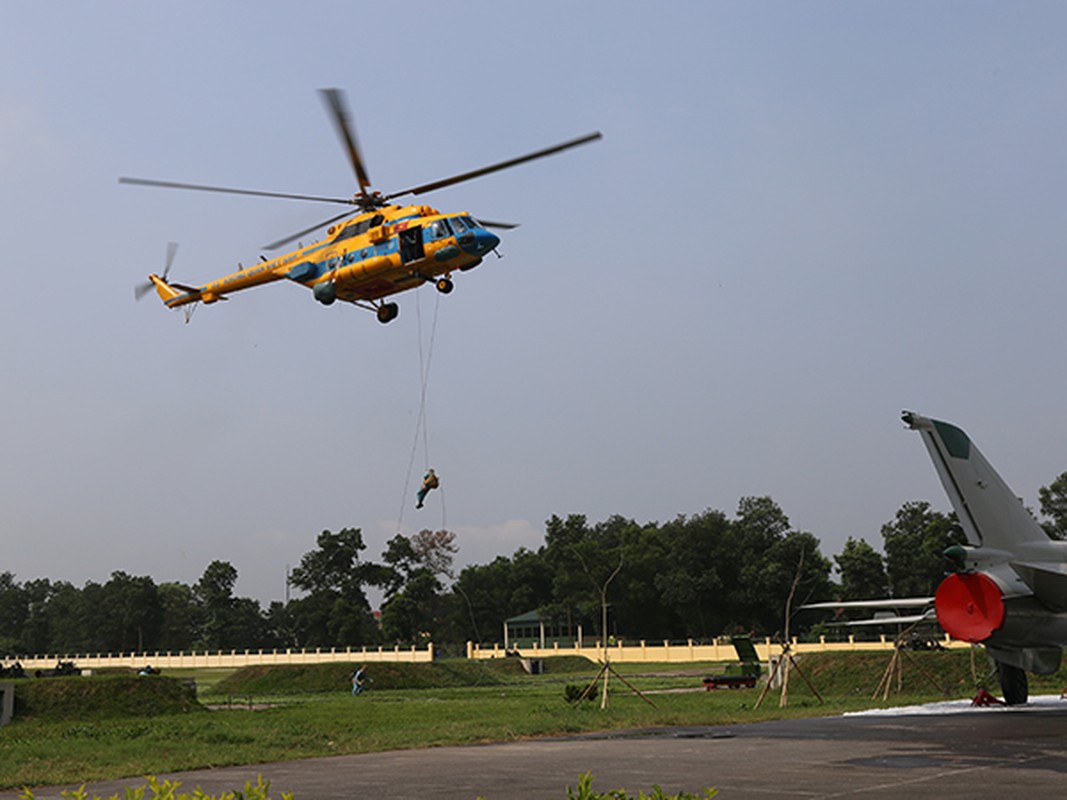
[20,772,709,800]
[564,772,717,800]
[19,774,291,800]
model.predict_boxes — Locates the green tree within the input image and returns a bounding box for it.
[230,596,271,649]
[100,572,162,653]
[768,530,834,637]
[655,511,732,638]
[194,561,239,650]
[542,514,598,627]
[379,530,458,644]
[44,581,94,653]
[542,514,619,638]
[264,600,298,648]
[1038,471,1067,540]
[0,573,26,653]
[158,582,198,652]
[727,496,793,632]
[834,537,889,601]
[288,528,382,647]
[18,578,52,654]
[612,520,676,639]
[881,501,965,598]
[452,557,514,643]
[411,528,459,578]
[451,548,554,644]
[381,533,421,598]
[380,570,442,643]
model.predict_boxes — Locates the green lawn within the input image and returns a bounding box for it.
[2,651,1057,791]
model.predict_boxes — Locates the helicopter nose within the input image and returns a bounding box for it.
[458,228,500,256]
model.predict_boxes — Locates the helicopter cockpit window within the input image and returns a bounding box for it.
[425,219,452,240]
[450,216,470,234]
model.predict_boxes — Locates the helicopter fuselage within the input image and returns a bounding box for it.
[150,204,500,311]
[131,88,599,322]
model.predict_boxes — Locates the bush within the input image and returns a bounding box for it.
[14,676,202,721]
[20,774,291,800]
[565,772,717,800]
[564,683,597,704]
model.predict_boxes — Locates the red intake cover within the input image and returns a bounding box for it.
[935,572,1005,642]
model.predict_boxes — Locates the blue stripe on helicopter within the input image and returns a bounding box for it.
[285,233,406,282]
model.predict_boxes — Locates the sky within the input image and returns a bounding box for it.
[3,2,1067,609]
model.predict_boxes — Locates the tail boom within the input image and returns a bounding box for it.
[148,274,202,307]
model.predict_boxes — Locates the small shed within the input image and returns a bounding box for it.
[503,610,582,650]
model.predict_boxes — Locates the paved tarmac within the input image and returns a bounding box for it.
[8,699,1067,799]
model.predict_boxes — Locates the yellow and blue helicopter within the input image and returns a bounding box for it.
[125,89,601,323]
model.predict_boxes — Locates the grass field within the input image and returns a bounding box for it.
[2,651,1065,791]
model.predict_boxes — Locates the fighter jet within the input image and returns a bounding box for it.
[807,411,1067,704]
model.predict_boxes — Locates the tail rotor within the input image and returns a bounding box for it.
[135,241,178,301]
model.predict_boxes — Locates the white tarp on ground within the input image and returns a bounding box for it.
[846,694,1066,717]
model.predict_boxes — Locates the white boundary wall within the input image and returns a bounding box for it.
[3,644,433,672]
[469,635,969,662]
[4,636,973,671]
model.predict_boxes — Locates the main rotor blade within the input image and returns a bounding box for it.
[386,131,603,200]
[263,208,358,251]
[119,176,355,206]
[476,218,520,230]
[320,88,372,196]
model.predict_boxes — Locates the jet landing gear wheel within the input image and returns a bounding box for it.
[436,277,454,294]
[377,302,399,324]
[996,660,1028,705]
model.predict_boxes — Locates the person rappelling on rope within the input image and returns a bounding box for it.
[416,468,439,509]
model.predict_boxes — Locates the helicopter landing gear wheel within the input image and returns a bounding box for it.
[436,277,454,294]
[377,302,399,324]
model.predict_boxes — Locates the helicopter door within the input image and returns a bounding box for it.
[398,226,425,265]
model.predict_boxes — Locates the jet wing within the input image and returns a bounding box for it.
[825,611,936,628]
[802,598,933,611]
[801,598,936,629]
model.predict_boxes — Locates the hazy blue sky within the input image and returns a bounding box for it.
[4,2,1067,606]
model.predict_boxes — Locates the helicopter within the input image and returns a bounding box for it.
[124,89,601,323]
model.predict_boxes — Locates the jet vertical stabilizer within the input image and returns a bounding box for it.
[901,411,1048,553]
[904,411,1067,696]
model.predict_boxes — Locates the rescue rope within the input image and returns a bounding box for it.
[396,288,444,533]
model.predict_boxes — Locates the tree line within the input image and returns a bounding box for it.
[4,472,1066,657]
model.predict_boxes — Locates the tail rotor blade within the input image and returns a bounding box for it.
[162,241,178,281]
[135,241,179,302]
[134,281,154,301]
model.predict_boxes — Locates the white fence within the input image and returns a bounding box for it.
[469,635,968,663]
[3,644,434,672]
[4,635,971,672]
